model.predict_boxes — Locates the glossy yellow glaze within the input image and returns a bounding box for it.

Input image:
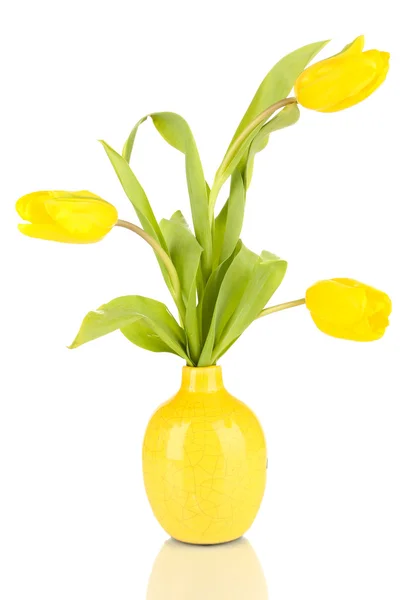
[143,366,267,545]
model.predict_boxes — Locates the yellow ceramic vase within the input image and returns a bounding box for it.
[143,366,267,545]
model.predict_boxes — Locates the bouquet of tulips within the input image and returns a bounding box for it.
[16,35,391,366]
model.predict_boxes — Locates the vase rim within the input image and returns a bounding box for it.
[182,365,221,371]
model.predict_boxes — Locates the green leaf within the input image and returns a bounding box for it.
[198,244,287,365]
[100,141,164,246]
[201,240,242,343]
[152,112,212,275]
[160,216,203,362]
[122,113,212,278]
[212,251,287,362]
[121,115,147,164]
[212,104,300,270]
[100,140,175,294]
[198,244,259,366]
[211,106,285,209]
[160,217,202,306]
[184,285,201,364]
[69,295,192,364]
[242,103,300,188]
[121,319,177,353]
[213,199,228,267]
[170,210,191,230]
[213,170,246,266]
[229,40,329,147]
[208,41,329,213]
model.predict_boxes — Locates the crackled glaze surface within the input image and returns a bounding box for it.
[143,367,267,545]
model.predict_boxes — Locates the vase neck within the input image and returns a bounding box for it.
[180,366,224,393]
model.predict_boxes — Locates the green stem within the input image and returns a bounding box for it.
[257,298,306,319]
[210,299,304,363]
[115,219,186,321]
[208,97,298,219]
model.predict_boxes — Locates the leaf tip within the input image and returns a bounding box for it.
[320,39,332,52]
[67,330,85,349]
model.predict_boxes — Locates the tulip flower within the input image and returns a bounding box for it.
[15,37,393,368]
[294,35,390,112]
[16,191,118,243]
[305,278,391,341]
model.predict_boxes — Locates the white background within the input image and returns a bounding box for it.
[0,1,399,598]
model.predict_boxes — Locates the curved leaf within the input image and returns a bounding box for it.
[212,251,287,362]
[213,105,300,268]
[69,295,192,364]
[208,41,329,212]
[122,113,212,279]
[100,141,164,246]
[121,115,147,165]
[100,140,175,294]
[170,209,191,230]
[160,216,203,362]
[213,170,245,266]
[160,217,203,306]
[121,319,177,354]
[229,40,329,147]
[197,245,287,366]
[198,244,258,366]
[201,240,242,342]
[242,103,300,188]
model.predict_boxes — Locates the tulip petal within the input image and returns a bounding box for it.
[306,278,391,341]
[310,314,386,342]
[71,190,104,200]
[16,190,118,243]
[44,198,117,227]
[364,284,392,322]
[320,51,390,112]
[295,36,390,113]
[340,35,365,56]
[296,55,378,112]
[18,223,95,243]
[306,279,367,326]
[43,198,118,242]
[16,190,106,225]
[334,279,392,319]
[16,191,56,224]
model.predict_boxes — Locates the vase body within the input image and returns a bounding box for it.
[143,366,267,545]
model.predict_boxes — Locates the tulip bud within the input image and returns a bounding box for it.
[295,36,390,112]
[16,191,118,243]
[306,278,391,341]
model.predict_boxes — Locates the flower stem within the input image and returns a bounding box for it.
[257,298,306,319]
[115,219,186,320]
[208,97,298,219]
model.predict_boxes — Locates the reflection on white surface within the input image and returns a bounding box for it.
[147,537,268,599]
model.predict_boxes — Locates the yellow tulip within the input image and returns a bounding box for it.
[295,35,390,112]
[16,191,118,243]
[306,278,391,341]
